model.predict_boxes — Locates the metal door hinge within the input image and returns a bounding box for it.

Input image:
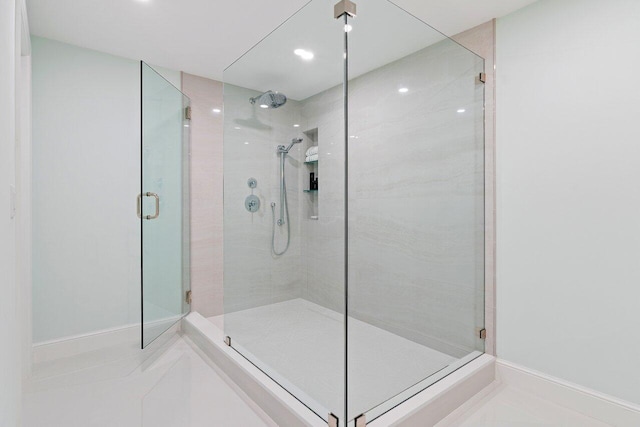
[328,413,339,427]
[477,72,486,84]
[478,328,487,339]
[185,106,192,120]
[355,413,366,427]
[334,0,356,19]
[185,290,192,304]
[224,336,231,346]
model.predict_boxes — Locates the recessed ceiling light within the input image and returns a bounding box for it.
[212,108,221,113]
[457,108,466,113]
[294,48,314,60]
[260,104,269,109]
[398,87,409,93]
[244,142,249,145]
[234,126,241,130]
[184,124,189,127]
[293,124,300,127]
[344,24,352,32]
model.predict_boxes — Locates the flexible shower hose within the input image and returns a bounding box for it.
[271,178,290,255]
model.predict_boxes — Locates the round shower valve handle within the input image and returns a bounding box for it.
[245,195,260,213]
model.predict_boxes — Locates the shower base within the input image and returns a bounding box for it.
[184,298,494,426]
[213,298,462,420]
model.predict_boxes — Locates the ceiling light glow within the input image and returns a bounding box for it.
[398,87,409,93]
[212,108,221,113]
[457,109,466,113]
[294,48,314,60]
[293,124,300,127]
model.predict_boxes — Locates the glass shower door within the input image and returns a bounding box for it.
[141,61,191,348]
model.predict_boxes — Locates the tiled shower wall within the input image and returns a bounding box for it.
[299,35,486,357]
[181,73,224,318]
[195,22,495,357]
[222,85,304,313]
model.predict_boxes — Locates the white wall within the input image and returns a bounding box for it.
[31,37,180,344]
[496,0,640,406]
[1,1,30,424]
[0,0,19,423]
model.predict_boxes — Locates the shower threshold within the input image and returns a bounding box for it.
[183,300,494,426]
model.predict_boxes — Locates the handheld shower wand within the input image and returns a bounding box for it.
[271,138,303,255]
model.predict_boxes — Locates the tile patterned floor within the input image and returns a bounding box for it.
[23,337,274,427]
[23,321,618,427]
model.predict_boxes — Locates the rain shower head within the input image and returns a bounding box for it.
[250,90,287,109]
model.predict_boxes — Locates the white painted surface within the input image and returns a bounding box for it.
[1,0,19,424]
[438,360,640,427]
[23,337,274,427]
[437,384,611,427]
[496,0,640,406]
[31,37,180,344]
[494,360,640,426]
[25,0,536,86]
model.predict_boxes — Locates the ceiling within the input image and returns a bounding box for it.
[27,0,537,94]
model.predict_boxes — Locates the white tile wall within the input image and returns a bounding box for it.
[298,37,486,357]
[223,84,305,315]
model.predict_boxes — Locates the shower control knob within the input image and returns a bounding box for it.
[247,177,258,189]
[245,195,260,213]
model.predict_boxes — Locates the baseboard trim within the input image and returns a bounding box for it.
[497,360,640,426]
[33,315,182,365]
[33,324,140,364]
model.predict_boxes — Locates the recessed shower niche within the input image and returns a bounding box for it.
[220,0,486,423]
[302,127,319,219]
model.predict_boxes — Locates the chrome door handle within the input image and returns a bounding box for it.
[137,192,160,220]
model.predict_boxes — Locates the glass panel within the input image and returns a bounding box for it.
[141,62,191,348]
[346,0,485,422]
[222,0,346,422]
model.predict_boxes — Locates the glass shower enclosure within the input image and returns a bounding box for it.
[223,0,485,424]
[141,62,191,348]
